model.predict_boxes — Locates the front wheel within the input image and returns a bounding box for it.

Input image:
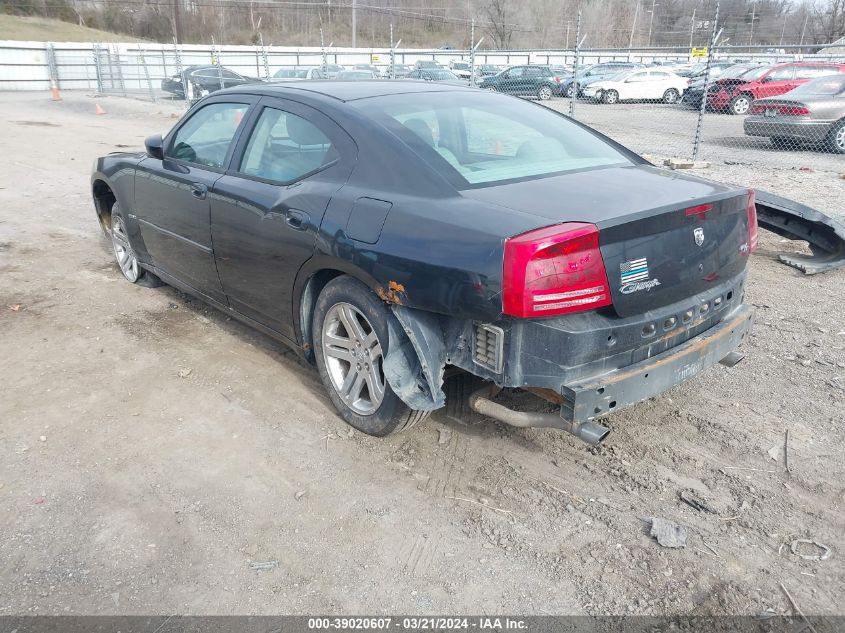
[565,83,576,98]
[729,94,751,115]
[826,119,845,154]
[110,204,160,287]
[602,89,619,104]
[537,85,553,100]
[313,276,429,437]
[662,88,680,104]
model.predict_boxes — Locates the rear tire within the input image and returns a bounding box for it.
[312,275,429,437]
[662,88,680,104]
[728,94,752,115]
[602,89,619,104]
[826,119,845,154]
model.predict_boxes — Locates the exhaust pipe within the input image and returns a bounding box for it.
[468,386,610,445]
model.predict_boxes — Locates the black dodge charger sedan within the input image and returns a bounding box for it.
[91,81,756,443]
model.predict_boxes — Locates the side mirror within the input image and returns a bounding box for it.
[145,134,164,160]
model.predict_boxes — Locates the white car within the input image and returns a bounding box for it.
[449,60,472,80]
[583,69,688,104]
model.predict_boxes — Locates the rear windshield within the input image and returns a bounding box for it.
[355,91,633,187]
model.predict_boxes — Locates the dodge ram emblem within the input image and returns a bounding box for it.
[694,227,705,246]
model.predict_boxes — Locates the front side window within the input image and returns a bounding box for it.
[238,107,337,183]
[167,102,249,168]
[767,67,795,81]
[358,91,632,187]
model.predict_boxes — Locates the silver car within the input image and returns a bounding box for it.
[744,74,845,153]
[272,67,324,81]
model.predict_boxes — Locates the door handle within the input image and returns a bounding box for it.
[190,183,208,199]
[285,209,309,231]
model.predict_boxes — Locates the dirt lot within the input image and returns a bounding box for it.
[1,91,843,617]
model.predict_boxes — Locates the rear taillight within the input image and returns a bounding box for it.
[554,76,561,83]
[503,223,612,318]
[750,103,810,116]
[747,190,758,254]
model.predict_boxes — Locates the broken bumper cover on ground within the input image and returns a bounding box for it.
[559,304,753,423]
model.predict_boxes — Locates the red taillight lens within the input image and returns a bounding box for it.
[750,103,810,116]
[747,190,758,254]
[503,223,612,318]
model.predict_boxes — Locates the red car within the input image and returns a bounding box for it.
[706,62,845,114]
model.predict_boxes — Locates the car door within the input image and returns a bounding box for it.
[757,66,796,99]
[209,97,357,339]
[622,71,650,99]
[134,96,256,303]
[502,67,527,94]
[648,71,673,98]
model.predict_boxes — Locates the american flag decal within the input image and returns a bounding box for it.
[620,257,649,283]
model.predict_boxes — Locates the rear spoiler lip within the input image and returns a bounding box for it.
[753,189,845,275]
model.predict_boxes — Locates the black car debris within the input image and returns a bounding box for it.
[92,82,756,444]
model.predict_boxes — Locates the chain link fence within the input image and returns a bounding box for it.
[1,27,843,215]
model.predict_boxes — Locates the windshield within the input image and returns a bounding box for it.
[739,66,770,80]
[355,91,633,187]
[430,70,458,80]
[275,69,307,78]
[788,74,845,96]
[452,62,469,70]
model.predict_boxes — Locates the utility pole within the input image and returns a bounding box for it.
[352,0,357,48]
[629,2,640,49]
[689,8,696,50]
[799,12,808,47]
[647,0,657,47]
[172,0,182,44]
[748,0,757,46]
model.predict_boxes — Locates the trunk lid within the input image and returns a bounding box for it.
[461,165,751,318]
[597,193,749,317]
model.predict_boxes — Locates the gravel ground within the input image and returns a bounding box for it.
[1,92,843,618]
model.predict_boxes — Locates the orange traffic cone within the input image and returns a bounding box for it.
[50,79,61,101]
[95,103,106,115]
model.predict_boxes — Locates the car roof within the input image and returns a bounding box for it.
[223,80,477,102]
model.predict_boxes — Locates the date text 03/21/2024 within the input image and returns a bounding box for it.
[307,617,528,630]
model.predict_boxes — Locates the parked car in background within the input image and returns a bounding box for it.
[707,61,845,114]
[405,69,465,84]
[161,65,262,98]
[562,62,644,97]
[92,82,756,443]
[478,65,561,100]
[681,63,764,108]
[354,64,382,77]
[322,63,345,79]
[414,60,443,70]
[476,64,501,78]
[272,67,325,80]
[584,69,688,104]
[336,70,379,80]
[744,74,845,153]
[389,63,412,78]
[449,60,472,80]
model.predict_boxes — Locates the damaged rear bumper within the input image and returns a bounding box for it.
[559,304,753,424]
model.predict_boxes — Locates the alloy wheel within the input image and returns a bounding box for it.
[835,124,845,152]
[538,85,552,100]
[321,302,385,416]
[732,96,750,115]
[111,214,140,283]
[663,89,679,104]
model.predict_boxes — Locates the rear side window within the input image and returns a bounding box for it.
[167,102,249,168]
[238,107,337,183]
